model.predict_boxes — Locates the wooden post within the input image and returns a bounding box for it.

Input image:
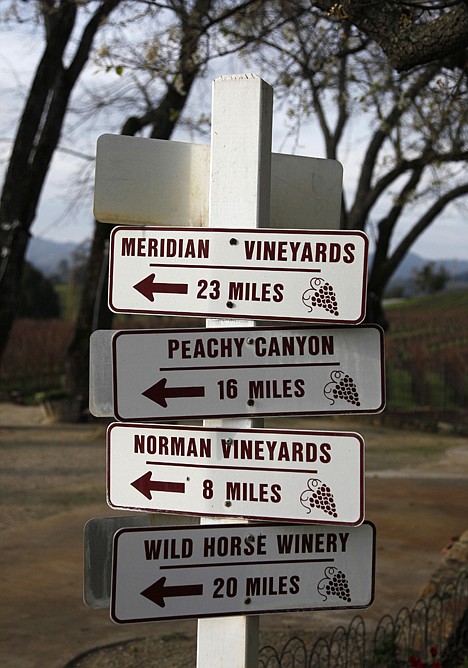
[196,74,273,667]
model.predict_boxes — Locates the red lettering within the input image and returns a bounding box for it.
[344,242,355,263]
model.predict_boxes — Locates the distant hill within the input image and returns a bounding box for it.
[376,252,468,295]
[385,251,468,281]
[26,237,83,277]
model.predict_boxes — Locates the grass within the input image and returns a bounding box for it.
[384,288,468,413]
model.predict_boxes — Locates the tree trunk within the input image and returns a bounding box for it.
[0,226,31,357]
[364,289,389,331]
[65,221,113,408]
[0,1,121,369]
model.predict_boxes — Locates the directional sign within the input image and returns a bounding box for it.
[111,521,375,623]
[111,324,385,421]
[108,227,369,324]
[107,423,364,525]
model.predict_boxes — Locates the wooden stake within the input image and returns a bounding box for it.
[196,74,273,668]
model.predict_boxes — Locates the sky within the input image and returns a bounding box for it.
[1,15,467,262]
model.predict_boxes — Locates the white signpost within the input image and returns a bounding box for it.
[111,521,375,623]
[88,74,379,668]
[108,226,369,323]
[107,423,364,525]
[110,324,385,422]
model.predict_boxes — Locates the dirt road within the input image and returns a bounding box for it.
[1,404,467,667]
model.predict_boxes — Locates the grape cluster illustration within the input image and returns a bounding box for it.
[302,277,339,317]
[300,478,338,518]
[317,566,351,603]
[323,370,360,406]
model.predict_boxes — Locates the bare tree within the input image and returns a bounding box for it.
[0,0,262,374]
[65,0,272,404]
[238,6,468,326]
[0,0,123,363]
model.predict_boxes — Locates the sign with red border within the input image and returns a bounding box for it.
[108,227,368,324]
[111,324,385,421]
[106,423,364,525]
[111,521,375,623]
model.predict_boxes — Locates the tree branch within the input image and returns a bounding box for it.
[311,0,468,71]
[348,60,441,228]
[350,149,468,230]
[389,181,468,273]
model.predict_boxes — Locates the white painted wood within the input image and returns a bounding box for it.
[197,73,273,668]
[94,135,210,226]
[93,136,342,229]
[209,74,273,229]
[271,152,342,230]
[197,615,259,667]
[196,510,259,668]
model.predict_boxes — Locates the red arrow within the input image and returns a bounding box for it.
[131,471,185,500]
[141,576,203,608]
[142,377,205,408]
[133,273,188,302]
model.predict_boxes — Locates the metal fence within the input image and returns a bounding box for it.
[259,570,468,667]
